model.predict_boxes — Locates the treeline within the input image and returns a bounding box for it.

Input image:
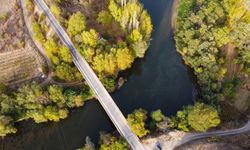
[77,103,220,149]
[175,0,250,105]
[0,82,94,137]
[28,0,152,89]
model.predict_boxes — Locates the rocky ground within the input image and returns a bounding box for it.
[142,130,186,150]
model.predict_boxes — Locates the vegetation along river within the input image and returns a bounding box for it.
[0,0,194,149]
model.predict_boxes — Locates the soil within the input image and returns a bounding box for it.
[221,43,250,113]
[0,0,45,87]
[222,43,238,80]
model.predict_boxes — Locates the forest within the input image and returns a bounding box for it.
[0,82,94,136]
[29,0,152,90]
[175,0,250,106]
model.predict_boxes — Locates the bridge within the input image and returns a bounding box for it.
[33,0,145,149]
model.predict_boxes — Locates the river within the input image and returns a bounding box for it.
[0,0,194,149]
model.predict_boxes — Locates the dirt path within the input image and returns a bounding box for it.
[234,81,250,112]
[224,43,238,80]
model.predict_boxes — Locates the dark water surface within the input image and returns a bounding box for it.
[0,0,194,149]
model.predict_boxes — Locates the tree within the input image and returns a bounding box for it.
[187,103,221,132]
[116,47,134,70]
[0,116,17,137]
[108,0,122,22]
[172,103,221,132]
[67,12,86,36]
[15,82,44,110]
[131,40,148,58]
[0,94,16,115]
[32,22,45,43]
[151,109,166,122]
[0,83,7,94]
[30,109,48,123]
[82,29,99,48]
[26,0,34,12]
[64,89,84,108]
[44,106,68,122]
[223,0,249,26]
[139,10,152,40]
[101,77,116,92]
[128,29,142,43]
[43,38,58,56]
[48,85,66,107]
[99,132,129,150]
[97,11,113,25]
[55,63,82,81]
[79,46,95,62]
[50,4,61,17]
[59,46,72,64]
[127,108,149,138]
[92,52,117,75]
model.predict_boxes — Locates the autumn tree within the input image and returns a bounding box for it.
[172,103,221,132]
[82,29,99,48]
[151,109,166,122]
[99,132,129,150]
[97,11,113,25]
[32,22,45,43]
[0,116,17,137]
[127,108,149,138]
[67,12,86,36]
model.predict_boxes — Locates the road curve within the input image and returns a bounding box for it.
[33,0,145,149]
[20,0,53,85]
[173,120,250,149]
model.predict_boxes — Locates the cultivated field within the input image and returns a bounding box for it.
[0,0,45,87]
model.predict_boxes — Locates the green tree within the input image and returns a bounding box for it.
[172,103,221,132]
[187,103,221,132]
[0,83,7,94]
[15,82,44,110]
[127,108,149,138]
[44,106,68,122]
[79,46,95,62]
[48,85,66,107]
[64,89,84,108]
